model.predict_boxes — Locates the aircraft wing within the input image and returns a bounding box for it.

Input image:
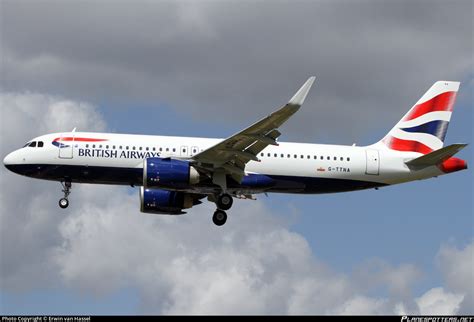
[192,77,315,182]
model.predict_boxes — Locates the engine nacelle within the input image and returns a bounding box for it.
[140,187,199,215]
[143,157,200,188]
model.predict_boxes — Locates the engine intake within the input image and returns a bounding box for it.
[140,187,200,215]
[143,157,200,188]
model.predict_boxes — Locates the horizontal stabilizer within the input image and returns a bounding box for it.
[405,143,468,168]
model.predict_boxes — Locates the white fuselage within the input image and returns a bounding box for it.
[4,131,444,195]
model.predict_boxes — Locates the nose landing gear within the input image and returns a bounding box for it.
[59,181,72,209]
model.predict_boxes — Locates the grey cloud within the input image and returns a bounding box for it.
[352,259,423,312]
[49,187,420,315]
[2,0,472,143]
[0,92,105,290]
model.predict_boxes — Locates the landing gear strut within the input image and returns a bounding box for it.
[59,181,72,209]
[212,193,233,226]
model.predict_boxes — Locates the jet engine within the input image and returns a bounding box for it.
[143,157,200,188]
[140,187,201,215]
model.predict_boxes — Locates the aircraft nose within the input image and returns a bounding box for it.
[3,151,17,171]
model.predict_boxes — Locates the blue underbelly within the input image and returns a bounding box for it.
[6,164,385,193]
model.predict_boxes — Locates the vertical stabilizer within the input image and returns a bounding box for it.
[377,81,460,154]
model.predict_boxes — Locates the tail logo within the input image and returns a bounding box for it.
[382,82,459,154]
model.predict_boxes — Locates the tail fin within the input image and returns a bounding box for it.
[378,81,460,154]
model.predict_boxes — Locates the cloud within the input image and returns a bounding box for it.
[48,188,383,314]
[0,92,105,291]
[332,296,389,315]
[352,259,422,313]
[416,288,463,315]
[437,241,474,313]
[2,1,472,143]
[0,92,105,149]
[1,92,472,314]
[412,240,474,315]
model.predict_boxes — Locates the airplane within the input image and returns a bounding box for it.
[3,78,468,226]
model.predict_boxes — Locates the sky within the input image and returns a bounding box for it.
[0,0,473,315]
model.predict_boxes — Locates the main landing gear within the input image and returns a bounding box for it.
[216,193,233,210]
[212,193,233,226]
[212,209,227,226]
[59,181,72,209]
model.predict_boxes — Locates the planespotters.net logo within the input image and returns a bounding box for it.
[402,317,473,322]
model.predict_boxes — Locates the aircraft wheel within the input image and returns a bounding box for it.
[216,193,233,210]
[212,209,227,226]
[59,198,69,209]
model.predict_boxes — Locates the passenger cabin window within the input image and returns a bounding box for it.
[347,157,350,161]
[37,141,44,147]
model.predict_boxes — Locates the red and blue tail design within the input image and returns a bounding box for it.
[379,81,460,154]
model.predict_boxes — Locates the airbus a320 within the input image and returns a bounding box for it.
[3,78,468,225]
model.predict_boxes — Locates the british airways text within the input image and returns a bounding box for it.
[78,148,161,159]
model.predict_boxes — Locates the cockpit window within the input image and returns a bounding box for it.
[38,141,44,147]
[23,142,31,148]
[29,141,37,147]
